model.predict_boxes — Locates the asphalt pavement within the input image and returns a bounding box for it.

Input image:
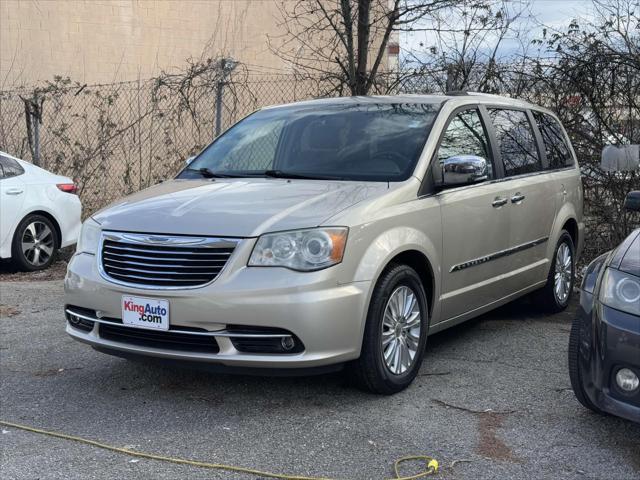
[1,279,639,479]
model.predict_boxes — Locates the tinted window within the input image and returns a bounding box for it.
[489,109,542,177]
[436,108,494,179]
[533,111,574,169]
[179,102,441,182]
[0,154,25,179]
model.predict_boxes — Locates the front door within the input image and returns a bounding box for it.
[436,108,513,321]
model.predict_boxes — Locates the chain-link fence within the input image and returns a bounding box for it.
[1,65,637,266]
[0,67,333,214]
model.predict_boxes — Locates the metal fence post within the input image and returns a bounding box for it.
[33,114,40,166]
[20,93,43,166]
[215,58,237,137]
[215,77,224,137]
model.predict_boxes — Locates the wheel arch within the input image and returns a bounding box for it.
[382,250,436,320]
[16,210,62,248]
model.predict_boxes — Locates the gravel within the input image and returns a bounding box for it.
[1,279,638,479]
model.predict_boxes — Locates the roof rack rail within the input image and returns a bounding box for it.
[445,90,469,96]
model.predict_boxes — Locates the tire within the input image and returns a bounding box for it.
[11,214,59,271]
[347,264,429,394]
[568,314,604,415]
[532,230,575,313]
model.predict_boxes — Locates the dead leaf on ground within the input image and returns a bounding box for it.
[0,304,20,318]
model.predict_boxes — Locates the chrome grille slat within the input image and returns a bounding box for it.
[104,264,218,276]
[104,244,233,256]
[100,233,237,289]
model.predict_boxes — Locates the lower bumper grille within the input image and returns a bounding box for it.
[99,324,220,354]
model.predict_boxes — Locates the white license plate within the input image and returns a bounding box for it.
[122,296,169,331]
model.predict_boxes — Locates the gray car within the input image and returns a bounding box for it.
[65,93,583,393]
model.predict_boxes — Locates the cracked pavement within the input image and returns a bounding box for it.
[1,279,639,479]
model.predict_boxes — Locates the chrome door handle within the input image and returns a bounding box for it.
[511,193,525,203]
[5,188,24,195]
[492,197,508,208]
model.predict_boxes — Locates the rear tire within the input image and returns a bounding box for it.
[11,214,59,271]
[532,230,575,313]
[568,314,605,415]
[346,264,429,394]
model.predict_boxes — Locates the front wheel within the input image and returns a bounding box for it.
[347,264,429,394]
[532,231,575,313]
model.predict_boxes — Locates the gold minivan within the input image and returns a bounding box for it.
[65,93,583,393]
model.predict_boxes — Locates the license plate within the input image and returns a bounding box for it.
[122,296,170,331]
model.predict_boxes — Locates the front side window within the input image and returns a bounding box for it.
[179,102,441,182]
[489,109,542,177]
[436,108,494,180]
[0,154,25,179]
[533,111,574,169]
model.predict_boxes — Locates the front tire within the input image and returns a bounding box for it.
[347,264,429,394]
[533,230,575,313]
[11,214,59,271]
[568,314,604,415]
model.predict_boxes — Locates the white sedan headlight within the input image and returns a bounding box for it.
[76,218,101,255]
[249,227,348,271]
[599,268,640,316]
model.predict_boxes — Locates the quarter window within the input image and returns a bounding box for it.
[488,109,542,177]
[533,111,574,169]
[436,108,494,179]
[0,154,25,179]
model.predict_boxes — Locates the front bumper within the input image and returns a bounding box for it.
[577,294,640,423]
[65,250,371,369]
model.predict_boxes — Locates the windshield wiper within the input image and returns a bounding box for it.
[188,167,244,178]
[264,169,345,181]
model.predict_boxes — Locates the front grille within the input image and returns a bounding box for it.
[99,324,220,354]
[100,233,237,288]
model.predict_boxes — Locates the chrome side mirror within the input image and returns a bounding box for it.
[185,156,196,166]
[440,155,488,187]
[624,191,640,212]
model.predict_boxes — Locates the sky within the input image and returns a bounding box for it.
[401,0,599,63]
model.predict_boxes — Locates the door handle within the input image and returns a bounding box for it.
[5,188,24,195]
[492,197,508,208]
[511,193,525,203]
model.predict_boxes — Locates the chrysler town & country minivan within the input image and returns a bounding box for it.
[65,93,583,393]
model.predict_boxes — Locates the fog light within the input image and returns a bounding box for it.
[281,337,295,351]
[615,368,639,392]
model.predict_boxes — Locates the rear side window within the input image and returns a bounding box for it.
[436,108,494,179]
[488,109,542,177]
[0,154,25,179]
[533,111,574,169]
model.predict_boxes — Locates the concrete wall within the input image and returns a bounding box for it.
[0,0,294,87]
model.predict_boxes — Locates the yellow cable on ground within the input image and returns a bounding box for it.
[0,420,438,480]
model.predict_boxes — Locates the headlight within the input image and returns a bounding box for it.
[599,268,640,316]
[248,227,348,271]
[76,218,101,255]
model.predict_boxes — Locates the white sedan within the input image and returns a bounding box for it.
[0,151,81,270]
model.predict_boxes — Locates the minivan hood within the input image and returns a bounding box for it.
[93,178,389,237]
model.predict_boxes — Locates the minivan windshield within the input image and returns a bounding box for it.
[178,102,441,182]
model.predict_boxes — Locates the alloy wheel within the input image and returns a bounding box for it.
[381,285,422,375]
[21,221,54,267]
[554,242,573,303]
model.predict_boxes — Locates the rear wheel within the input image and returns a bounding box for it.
[533,231,575,313]
[11,214,58,271]
[568,314,604,414]
[347,264,429,394]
